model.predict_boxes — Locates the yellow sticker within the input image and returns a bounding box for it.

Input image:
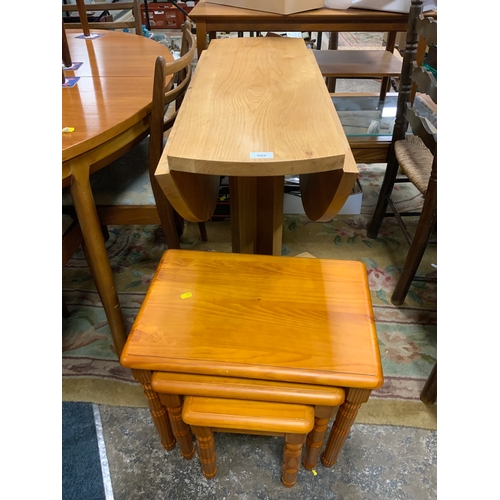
[181,292,192,299]
[220,195,226,201]
[312,469,317,476]
[62,127,74,133]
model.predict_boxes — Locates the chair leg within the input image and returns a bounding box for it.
[420,363,437,405]
[174,211,185,237]
[150,177,181,249]
[282,433,306,488]
[198,222,208,242]
[391,159,437,305]
[101,225,109,241]
[62,297,71,318]
[191,426,217,479]
[367,148,400,239]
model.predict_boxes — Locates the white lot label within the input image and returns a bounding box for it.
[250,152,274,159]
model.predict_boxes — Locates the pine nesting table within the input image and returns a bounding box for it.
[120,250,384,475]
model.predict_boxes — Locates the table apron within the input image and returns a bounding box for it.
[200,20,409,33]
[62,115,149,187]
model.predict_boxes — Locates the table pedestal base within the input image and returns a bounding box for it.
[230,176,284,256]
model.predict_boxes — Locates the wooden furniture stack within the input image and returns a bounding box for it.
[120,250,384,487]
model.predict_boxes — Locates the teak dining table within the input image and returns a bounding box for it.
[62,29,173,355]
[155,36,358,256]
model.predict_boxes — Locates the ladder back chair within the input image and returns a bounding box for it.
[367,0,437,305]
[62,0,143,36]
[62,21,207,249]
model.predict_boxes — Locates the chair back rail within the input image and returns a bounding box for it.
[410,63,437,103]
[62,0,142,35]
[405,106,437,156]
[416,15,437,47]
[149,21,195,177]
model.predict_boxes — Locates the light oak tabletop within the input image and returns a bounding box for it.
[161,37,346,177]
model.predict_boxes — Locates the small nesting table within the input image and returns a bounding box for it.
[120,249,383,478]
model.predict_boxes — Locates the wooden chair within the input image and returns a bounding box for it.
[62,21,207,249]
[367,0,437,305]
[62,0,143,36]
[182,396,315,488]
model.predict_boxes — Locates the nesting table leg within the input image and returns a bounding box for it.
[321,389,371,468]
[132,370,176,451]
[158,393,195,459]
[191,426,217,479]
[282,434,307,488]
[302,406,335,470]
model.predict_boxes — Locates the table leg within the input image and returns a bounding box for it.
[196,21,207,58]
[191,425,217,479]
[321,388,371,468]
[302,406,335,470]
[282,433,306,488]
[158,393,195,459]
[230,176,284,256]
[133,370,176,451]
[380,31,397,102]
[326,32,338,93]
[68,159,127,356]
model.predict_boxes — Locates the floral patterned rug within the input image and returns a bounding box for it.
[62,163,437,429]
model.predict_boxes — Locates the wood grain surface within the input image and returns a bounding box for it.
[62,30,173,163]
[120,250,383,389]
[182,396,315,434]
[162,37,345,176]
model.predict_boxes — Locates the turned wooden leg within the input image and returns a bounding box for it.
[282,433,306,488]
[191,426,217,479]
[321,389,371,468]
[158,393,195,459]
[132,370,176,451]
[302,406,335,470]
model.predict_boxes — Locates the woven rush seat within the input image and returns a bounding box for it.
[182,395,315,487]
[394,135,433,195]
